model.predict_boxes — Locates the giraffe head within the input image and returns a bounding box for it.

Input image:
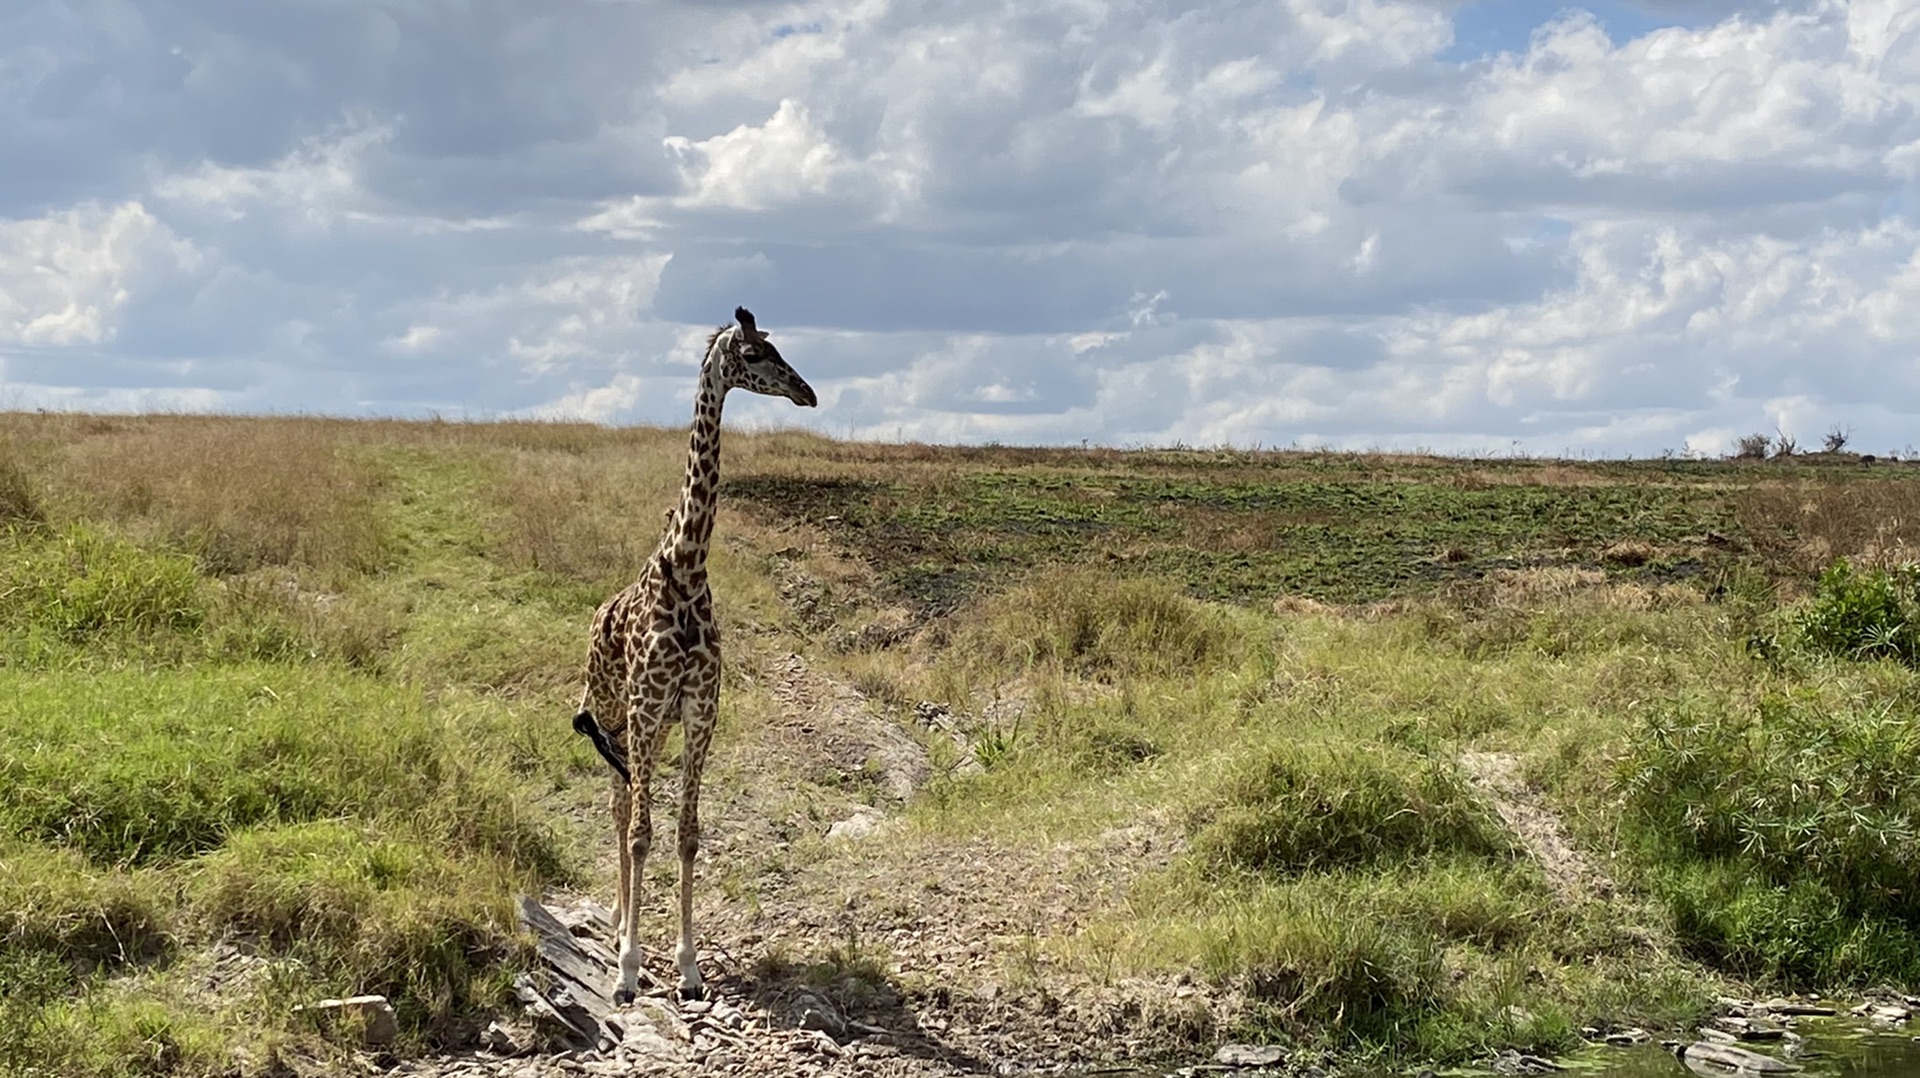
[711,307,816,407]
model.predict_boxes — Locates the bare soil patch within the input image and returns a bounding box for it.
[1459,751,1613,902]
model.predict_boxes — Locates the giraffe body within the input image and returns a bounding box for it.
[571,307,815,1003]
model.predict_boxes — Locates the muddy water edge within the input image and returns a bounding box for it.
[1063,1016,1920,1078]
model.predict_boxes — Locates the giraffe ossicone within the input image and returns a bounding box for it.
[570,306,816,1004]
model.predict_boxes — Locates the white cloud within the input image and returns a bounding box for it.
[0,202,196,346]
[153,121,391,224]
[4,0,1920,454]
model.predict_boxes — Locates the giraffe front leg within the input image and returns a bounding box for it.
[675,693,717,1000]
[674,778,703,1000]
[615,718,671,1004]
[615,765,652,1005]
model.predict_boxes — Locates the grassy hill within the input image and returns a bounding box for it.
[4,412,1920,1074]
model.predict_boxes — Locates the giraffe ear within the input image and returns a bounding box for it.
[734,307,758,337]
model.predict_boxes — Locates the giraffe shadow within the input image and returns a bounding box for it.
[742,946,988,1072]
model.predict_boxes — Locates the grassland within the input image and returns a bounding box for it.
[5,413,1920,1075]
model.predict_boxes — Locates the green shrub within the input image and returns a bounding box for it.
[1658,862,1920,984]
[1623,692,1920,983]
[0,667,564,874]
[1165,862,1558,1056]
[1793,559,1920,665]
[1189,743,1510,876]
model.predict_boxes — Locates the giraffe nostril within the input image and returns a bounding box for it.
[793,384,817,408]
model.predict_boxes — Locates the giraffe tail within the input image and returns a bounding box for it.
[572,710,632,786]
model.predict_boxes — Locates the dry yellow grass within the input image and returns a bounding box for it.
[1736,477,1920,574]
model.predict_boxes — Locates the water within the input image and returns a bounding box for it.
[1566,1021,1920,1078]
[1074,1018,1920,1078]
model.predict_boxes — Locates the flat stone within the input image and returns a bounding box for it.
[296,994,398,1046]
[1605,1028,1651,1047]
[826,807,888,841]
[1677,1042,1799,1074]
[1763,1000,1836,1017]
[1214,1043,1286,1067]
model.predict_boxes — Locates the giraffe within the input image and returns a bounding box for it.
[570,306,816,1003]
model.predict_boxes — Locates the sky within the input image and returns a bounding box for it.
[1,0,1917,457]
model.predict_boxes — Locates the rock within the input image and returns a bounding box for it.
[295,994,398,1046]
[1710,1017,1786,1042]
[799,1030,843,1057]
[826,807,888,841]
[1490,1050,1564,1075]
[797,1001,845,1037]
[1762,1000,1835,1017]
[710,1001,746,1030]
[1698,1028,1738,1045]
[1605,1028,1651,1047]
[1672,1041,1799,1074]
[620,1025,682,1064]
[1214,1043,1286,1067]
[481,1020,528,1055]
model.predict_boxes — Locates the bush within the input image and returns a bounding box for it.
[0,842,170,969]
[1623,692,1920,983]
[1793,559,1920,665]
[1733,433,1772,460]
[1189,743,1510,876]
[0,667,565,874]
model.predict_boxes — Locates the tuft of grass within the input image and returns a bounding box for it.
[1188,742,1511,877]
[1126,860,1573,1060]
[190,821,528,1040]
[0,841,170,970]
[0,665,565,874]
[43,418,391,576]
[955,566,1241,678]
[0,524,205,647]
[1738,480,1920,574]
[0,440,44,529]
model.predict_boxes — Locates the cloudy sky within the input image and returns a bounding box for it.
[2,0,1917,455]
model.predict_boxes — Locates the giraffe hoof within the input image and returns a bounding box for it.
[613,987,636,1006]
[678,983,706,1003]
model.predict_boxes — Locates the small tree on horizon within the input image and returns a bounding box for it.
[1733,432,1771,459]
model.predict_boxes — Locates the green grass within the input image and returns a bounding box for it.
[722,454,1837,607]
[7,413,1920,1072]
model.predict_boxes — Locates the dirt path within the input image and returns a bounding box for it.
[1459,751,1614,902]
[375,652,1197,1078]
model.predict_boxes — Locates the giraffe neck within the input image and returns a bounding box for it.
[665,344,726,571]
